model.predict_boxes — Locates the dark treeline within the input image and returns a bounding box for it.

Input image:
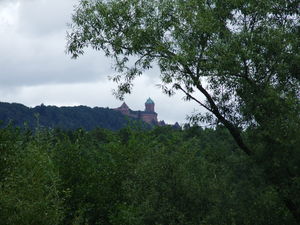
[0,124,298,225]
[0,102,136,130]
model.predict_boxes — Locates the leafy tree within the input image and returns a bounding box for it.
[0,124,297,224]
[109,126,294,225]
[67,0,300,222]
[0,128,63,225]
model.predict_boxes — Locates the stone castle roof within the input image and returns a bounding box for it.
[119,102,129,109]
[145,98,154,104]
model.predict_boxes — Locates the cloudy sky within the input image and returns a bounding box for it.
[0,0,203,124]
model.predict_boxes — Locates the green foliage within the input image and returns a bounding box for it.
[1,125,297,224]
[0,127,63,225]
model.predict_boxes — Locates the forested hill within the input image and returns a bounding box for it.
[0,102,137,130]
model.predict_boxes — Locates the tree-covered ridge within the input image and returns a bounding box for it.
[0,125,298,225]
[0,102,140,130]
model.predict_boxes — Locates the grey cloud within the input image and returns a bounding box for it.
[0,0,17,3]
[17,0,77,36]
[0,49,113,88]
[0,0,159,88]
[0,12,113,89]
[0,0,204,123]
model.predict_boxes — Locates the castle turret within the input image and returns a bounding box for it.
[145,97,155,112]
[141,98,157,124]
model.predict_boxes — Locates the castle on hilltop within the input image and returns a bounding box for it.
[114,98,165,125]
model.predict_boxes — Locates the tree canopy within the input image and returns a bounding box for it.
[0,125,298,225]
[67,0,300,222]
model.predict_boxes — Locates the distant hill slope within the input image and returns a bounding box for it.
[0,102,139,130]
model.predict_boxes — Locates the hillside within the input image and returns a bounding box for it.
[0,102,139,130]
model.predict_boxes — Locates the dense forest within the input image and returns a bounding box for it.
[0,102,137,130]
[0,124,298,225]
[1,0,299,224]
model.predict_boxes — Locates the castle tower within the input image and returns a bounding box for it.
[142,97,157,124]
[145,97,155,112]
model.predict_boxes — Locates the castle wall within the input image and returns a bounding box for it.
[140,113,157,124]
[114,108,130,116]
[115,109,139,118]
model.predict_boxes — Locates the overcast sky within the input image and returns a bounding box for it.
[0,0,204,124]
